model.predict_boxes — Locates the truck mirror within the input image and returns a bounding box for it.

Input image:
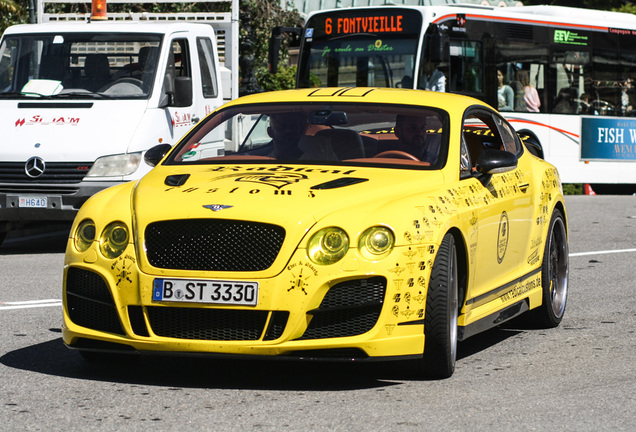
[173,76,193,107]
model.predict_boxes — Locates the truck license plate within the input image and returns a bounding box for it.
[19,197,47,208]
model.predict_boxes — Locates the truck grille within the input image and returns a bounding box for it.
[145,219,286,271]
[0,162,92,183]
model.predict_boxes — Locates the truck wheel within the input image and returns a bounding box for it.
[421,233,458,379]
[529,209,568,327]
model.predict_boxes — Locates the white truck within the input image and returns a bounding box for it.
[0,0,239,244]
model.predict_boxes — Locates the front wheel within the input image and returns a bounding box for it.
[420,233,459,379]
[529,209,569,327]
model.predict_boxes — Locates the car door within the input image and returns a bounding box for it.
[460,108,535,302]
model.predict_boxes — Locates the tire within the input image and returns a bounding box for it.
[530,209,569,327]
[421,233,459,379]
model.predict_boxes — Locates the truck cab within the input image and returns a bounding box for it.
[0,0,238,243]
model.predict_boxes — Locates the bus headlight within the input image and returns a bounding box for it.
[74,219,96,252]
[307,227,349,265]
[99,222,129,259]
[358,226,394,260]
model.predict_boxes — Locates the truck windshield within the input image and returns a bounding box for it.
[296,8,422,89]
[0,32,162,99]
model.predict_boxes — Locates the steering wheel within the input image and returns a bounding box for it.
[99,78,144,93]
[373,150,419,161]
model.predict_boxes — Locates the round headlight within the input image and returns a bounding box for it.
[358,226,395,260]
[74,219,96,252]
[99,222,129,259]
[307,227,349,265]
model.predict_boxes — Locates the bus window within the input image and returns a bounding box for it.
[447,40,482,95]
[550,51,590,114]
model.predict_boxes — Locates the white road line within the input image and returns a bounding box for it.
[2,247,636,310]
[570,248,636,257]
[0,299,62,310]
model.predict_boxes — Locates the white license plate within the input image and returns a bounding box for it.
[19,196,47,208]
[152,278,258,306]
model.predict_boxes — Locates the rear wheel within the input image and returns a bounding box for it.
[421,233,458,379]
[530,209,568,327]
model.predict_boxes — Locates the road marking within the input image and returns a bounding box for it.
[570,247,636,257]
[0,299,62,310]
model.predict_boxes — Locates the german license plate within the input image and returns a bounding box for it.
[19,196,47,208]
[152,278,258,306]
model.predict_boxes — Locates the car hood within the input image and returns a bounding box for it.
[132,163,446,276]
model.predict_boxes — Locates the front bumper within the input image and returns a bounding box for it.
[62,245,433,360]
[0,180,120,225]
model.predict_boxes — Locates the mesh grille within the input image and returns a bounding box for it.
[298,276,387,340]
[0,162,92,183]
[145,219,285,271]
[147,307,269,341]
[65,267,125,335]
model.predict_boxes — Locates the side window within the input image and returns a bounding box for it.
[163,38,192,106]
[461,111,513,172]
[197,37,218,98]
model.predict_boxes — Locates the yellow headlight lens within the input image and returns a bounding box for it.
[307,227,349,265]
[99,222,129,259]
[358,226,395,260]
[74,219,96,252]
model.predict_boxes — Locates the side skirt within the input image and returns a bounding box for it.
[458,300,529,341]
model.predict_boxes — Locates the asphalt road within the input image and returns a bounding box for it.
[0,195,634,431]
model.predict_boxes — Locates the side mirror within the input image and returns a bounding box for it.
[173,76,192,107]
[144,143,173,167]
[159,75,192,108]
[475,149,517,187]
[476,148,518,175]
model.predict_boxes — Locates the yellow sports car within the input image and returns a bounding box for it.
[62,88,568,378]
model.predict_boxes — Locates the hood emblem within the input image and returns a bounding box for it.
[203,204,233,212]
[25,156,45,178]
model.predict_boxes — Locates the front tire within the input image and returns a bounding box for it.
[421,233,459,379]
[530,209,568,327]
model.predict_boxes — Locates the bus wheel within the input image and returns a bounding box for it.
[421,233,458,379]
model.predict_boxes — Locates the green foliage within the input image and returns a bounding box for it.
[256,65,297,92]
[562,184,583,195]
[1,0,25,34]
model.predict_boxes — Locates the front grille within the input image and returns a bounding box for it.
[146,307,270,340]
[65,267,125,335]
[145,219,285,271]
[0,162,92,183]
[298,276,387,340]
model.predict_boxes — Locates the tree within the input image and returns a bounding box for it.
[1,0,25,34]
[239,0,304,91]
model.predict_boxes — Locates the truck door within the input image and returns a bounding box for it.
[161,35,221,147]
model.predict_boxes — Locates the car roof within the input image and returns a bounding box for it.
[223,88,493,113]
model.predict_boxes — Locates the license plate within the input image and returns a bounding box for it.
[152,278,258,306]
[19,196,47,208]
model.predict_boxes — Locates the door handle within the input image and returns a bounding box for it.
[191,116,200,124]
[518,183,530,192]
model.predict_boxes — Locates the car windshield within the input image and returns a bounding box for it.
[168,102,449,169]
[0,32,162,99]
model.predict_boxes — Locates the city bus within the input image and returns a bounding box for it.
[280,4,636,190]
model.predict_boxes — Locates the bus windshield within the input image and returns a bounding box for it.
[297,8,422,89]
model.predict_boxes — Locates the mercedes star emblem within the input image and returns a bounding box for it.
[25,157,46,178]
